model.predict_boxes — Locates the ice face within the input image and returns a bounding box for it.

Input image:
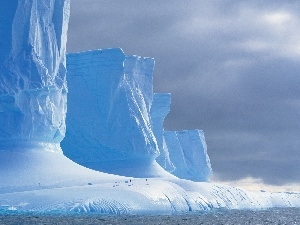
[61,47,212,180]
[124,55,154,112]
[149,93,212,181]
[0,0,70,143]
[0,0,69,94]
[150,93,171,152]
[163,131,189,175]
[164,130,212,181]
[176,130,212,181]
[61,49,159,176]
[150,93,175,172]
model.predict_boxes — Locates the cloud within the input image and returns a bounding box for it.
[67,0,300,186]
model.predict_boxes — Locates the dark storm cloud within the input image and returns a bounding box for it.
[67,0,300,185]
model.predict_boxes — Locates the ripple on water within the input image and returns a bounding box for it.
[0,208,299,225]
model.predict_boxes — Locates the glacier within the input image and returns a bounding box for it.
[0,0,299,215]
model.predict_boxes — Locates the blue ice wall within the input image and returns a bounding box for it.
[0,0,70,94]
[164,131,189,176]
[62,48,212,179]
[0,1,18,67]
[0,0,70,143]
[61,49,159,176]
[124,55,154,112]
[164,130,212,181]
[150,93,175,172]
[150,93,212,181]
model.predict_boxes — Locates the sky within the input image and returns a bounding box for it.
[67,0,300,191]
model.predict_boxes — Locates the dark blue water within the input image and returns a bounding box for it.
[0,208,299,224]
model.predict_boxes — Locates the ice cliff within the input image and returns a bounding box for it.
[61,48,212,179]
[150,93,212,181]
[0,0,213,181]
[61,49,165,177]
[150,93,175,172]
[0,0,69,143]
[165,130,212,181]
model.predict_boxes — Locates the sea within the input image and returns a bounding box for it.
[0,208,299,225]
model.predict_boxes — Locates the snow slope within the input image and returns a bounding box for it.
[1,171,300,214]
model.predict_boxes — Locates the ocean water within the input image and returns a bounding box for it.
[0,208,299,225]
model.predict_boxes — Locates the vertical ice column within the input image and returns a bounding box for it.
[124,55,154,112]
[62,49,159,175]
[164,130,212,181]
[0,1,18,70]
[0,0,70,144]
[164,131,189,177]
[176,130,212,181]
[150,93,175,171]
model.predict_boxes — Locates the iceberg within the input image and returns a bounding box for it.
[0,0,299,215]
[61,49,168,177]
[61,50,211,180]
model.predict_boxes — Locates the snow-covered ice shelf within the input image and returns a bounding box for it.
[0,0,299,215]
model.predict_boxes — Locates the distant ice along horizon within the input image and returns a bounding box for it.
[0,0,299,214]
